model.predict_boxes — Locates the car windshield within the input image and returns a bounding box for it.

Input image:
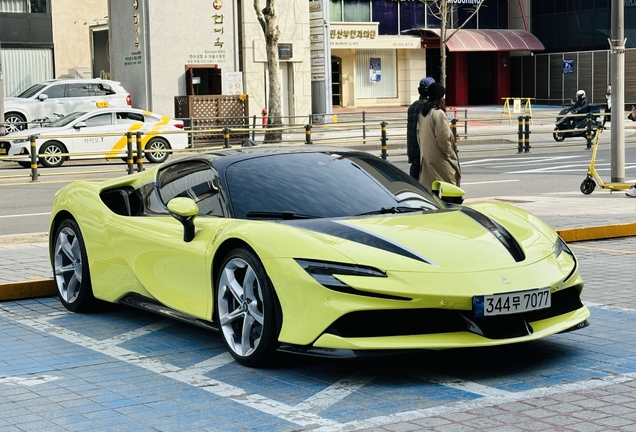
[16,84,47,98]
[225,152,443,219]
[46,112,87,128]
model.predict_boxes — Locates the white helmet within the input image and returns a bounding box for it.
[576,89,586,100]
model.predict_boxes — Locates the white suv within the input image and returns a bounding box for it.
[3,79,132,133]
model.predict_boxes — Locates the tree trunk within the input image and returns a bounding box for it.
[254,0,282,143]
[439,0,447,88]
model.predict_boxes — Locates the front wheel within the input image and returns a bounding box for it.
[52,219,96,312]
[144,138,171,163]
[39,141,67,168]
[580,178,596,195]
[553,130,565,142]
[216,248,280,367]
[4,113,26,133]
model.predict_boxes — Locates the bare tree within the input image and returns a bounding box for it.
[254,0,282,142]
[421,0,485,87]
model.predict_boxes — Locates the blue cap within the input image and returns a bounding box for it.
[419,77,435,88]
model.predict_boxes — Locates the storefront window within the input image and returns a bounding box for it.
[343,0,370,22]
[372,1,397,35]
[355,49,397,99]
[400,1,425,32]
[330,0,342,22]
[0,0,48,12]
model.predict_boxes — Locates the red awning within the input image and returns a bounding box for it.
[420,29,544,52]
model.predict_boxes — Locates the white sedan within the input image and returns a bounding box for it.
[0,108,188,168]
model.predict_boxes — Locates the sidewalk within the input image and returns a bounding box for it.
[1,190,635,301]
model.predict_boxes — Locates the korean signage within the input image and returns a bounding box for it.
[223,72,243,95]
[330,23,420,49]
[124,0,144,67]
[310,0,325,81]
[187,0,234,66]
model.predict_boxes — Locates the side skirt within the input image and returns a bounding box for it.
[119,293,220,332]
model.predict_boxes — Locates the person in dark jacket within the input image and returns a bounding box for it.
[407,77,435,179]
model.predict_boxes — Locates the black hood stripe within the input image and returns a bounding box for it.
[284,219,438,265]
[460,207,525,262]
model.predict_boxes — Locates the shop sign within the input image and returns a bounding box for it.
[330,22,420,49]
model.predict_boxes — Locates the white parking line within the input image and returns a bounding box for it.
[101,321,174,345]
[0,212,51,219]
[409,371,512,397]
[0,374,60,386]
[293,372,378,412]
[463,179,520,185]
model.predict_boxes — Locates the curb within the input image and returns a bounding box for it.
[0,279,56,301]
[557,222,636,243]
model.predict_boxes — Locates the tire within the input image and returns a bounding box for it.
[39,141,67,168]
[216,248,280,367]
[17,161,31,168]
[52,219,96,312]
[580,178,596,195]
[144,138,171,163]
[4,113,26,133]
[553,130,565,142]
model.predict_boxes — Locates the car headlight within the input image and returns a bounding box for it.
[294,259,409,301]
[553,237,573,258]
[295,259,386,289]
[13,138,29,144]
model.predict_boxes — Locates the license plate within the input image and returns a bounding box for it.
[473,287,551,317]
[0,148,6,155]
[96,101,109,108]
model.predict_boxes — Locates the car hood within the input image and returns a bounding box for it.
[277,206,555,273]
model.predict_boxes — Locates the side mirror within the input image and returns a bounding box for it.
[167,197,199,242]
[38,94,48,101]
[73,122,87,129]
[431,180,465,204]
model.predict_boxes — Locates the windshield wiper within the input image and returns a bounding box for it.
[356,206,424,216]
[245,211,319,220]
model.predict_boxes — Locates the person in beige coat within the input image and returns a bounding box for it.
[416,82,461,190]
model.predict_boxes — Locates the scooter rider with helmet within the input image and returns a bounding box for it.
[566,90,589,128]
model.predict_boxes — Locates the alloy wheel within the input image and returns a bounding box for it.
[54,226,83,304]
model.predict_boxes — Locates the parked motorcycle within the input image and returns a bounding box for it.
[553,102,603,142]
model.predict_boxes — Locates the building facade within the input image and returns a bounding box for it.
[0,0,107,97]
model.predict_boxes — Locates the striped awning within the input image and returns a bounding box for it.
[410,28,545,52]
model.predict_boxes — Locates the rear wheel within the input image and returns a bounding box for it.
[4,113,26,133]
[39,141,67,168]
[580,177,596,195]
[144,138,171,163]
[216,248,279,367]
[53,219,96,312]
[553,130,565,142]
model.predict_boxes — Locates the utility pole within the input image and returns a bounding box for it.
[0,38,4,135]
[609,0,625,183]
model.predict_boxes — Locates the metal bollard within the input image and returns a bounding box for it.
[464,108,468,137]
[362,111,367,145]
[524,115,531,153]
[451,118,458,141]
[380,121,387,160]
[517,116,523,153]
[252,115,257,141]
[29,135,38,182]
[126,132,134,175]
[223,127,230,148]
[305,124,312,145]
[135,131,144,172]
[586,113,593,149]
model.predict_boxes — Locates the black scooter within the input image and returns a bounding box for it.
[553,102,603,142]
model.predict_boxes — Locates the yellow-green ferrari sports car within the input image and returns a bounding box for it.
[49,146,589,367]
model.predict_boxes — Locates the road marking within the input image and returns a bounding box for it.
[463,179,519,185]
[570,244,636,255]
[0,374,61,386]
[0,212,50,219]
[293,372,378,412]
[462,155,584,166]
[101,321,174,344]
[409,371,512,397]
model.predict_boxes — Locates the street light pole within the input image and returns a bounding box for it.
[609,0,625,183]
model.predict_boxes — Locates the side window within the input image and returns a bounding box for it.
[158,161,224,217]
[66,84,91,98]
[91,83,115,96]
[42,84,65,99]
[116,111,144,124]
[82,113,113,127]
